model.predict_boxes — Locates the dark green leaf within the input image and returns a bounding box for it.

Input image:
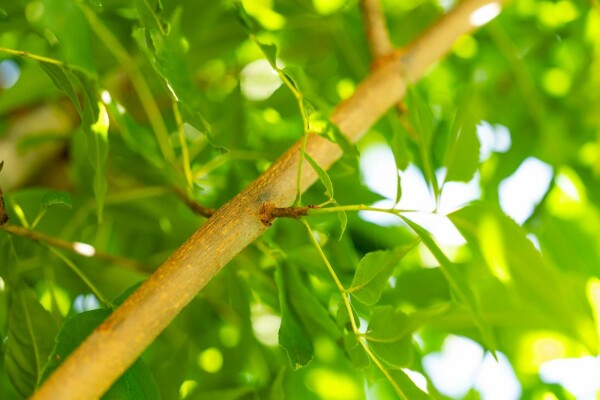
[37,62,82,115]
[304,153,334,200]
[285,264,341,340]
[35,0,94,71]
[350,243,417,305]
[41,191,72,210]
[274,265,313,369]
[5,286,57,398]
[40,309,160,399]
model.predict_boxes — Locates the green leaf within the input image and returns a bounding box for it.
[257,41,278,69]
[335,299,370,368]
[133,7,214,143]
[285,264,341,340]
[37,62,83,116]
[389,114,411,172]
[405,87,433,145]
[234,1,257,33]
[5,286,57,398]
[399,216,498,357]
[274,265,313,369]
[106,101,164,168]
[350,243,417,305]
[444,105,480,183]
[35,0,94,71]
[304,153,334,200]
[134,0,164,33]
[366,306,413,369]
[40,309,161,399]
[334,200,348,240]
[41,191,72,210]
[37,62,108,222]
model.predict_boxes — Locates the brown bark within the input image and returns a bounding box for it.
[32,0,505,397]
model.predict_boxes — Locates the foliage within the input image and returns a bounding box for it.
[0,0,599,399]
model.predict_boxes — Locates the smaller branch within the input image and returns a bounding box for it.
[360,0,393,60]
[173,187,215,218]
[0,223,148,273]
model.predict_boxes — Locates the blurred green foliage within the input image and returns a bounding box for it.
[1,0,599,399]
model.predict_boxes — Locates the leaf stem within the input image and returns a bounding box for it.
[173,102,193,189]
[46,246,111,307]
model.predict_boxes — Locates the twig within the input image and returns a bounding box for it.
[173,187,216,218]
[359,0,417,140]
[0,223,148,273]
[360,0,393,60]
[32,0,507,397]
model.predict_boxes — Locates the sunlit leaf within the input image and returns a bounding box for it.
[387,369,430,400]
[399,216,498,357]
[444,102,480,183]
[450,204,599,352]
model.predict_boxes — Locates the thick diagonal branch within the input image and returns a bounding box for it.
[32,0,505,398]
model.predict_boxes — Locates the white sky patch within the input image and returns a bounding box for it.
[0,59,21,89]
[540,357,600,400]
[0,276,5,291]
[403,369,429,393]
[73,294,100,313]
[499,157,553,225]
[424,335,521,399]
[555,173,580,201]
[73,242,96,257]
[240,59,282,101]
[359,145,477,245]
[477,121,511,161]
[101,90,112,105]
[423,335,485,398]
[474,352,522,400]
[439,172,482,214]
[469,2,502,27]
[251,303,281,347]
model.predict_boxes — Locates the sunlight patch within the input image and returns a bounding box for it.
[499,157,553,224]
[469,2,502,27]
[540,357,600,400]
[240,59,282,101]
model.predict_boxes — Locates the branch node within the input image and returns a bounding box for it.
[260,202,315,226]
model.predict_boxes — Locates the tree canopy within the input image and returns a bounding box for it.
[1,0,599,399]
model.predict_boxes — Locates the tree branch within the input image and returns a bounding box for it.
[32,0,506,397]
[0,223,148,273]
